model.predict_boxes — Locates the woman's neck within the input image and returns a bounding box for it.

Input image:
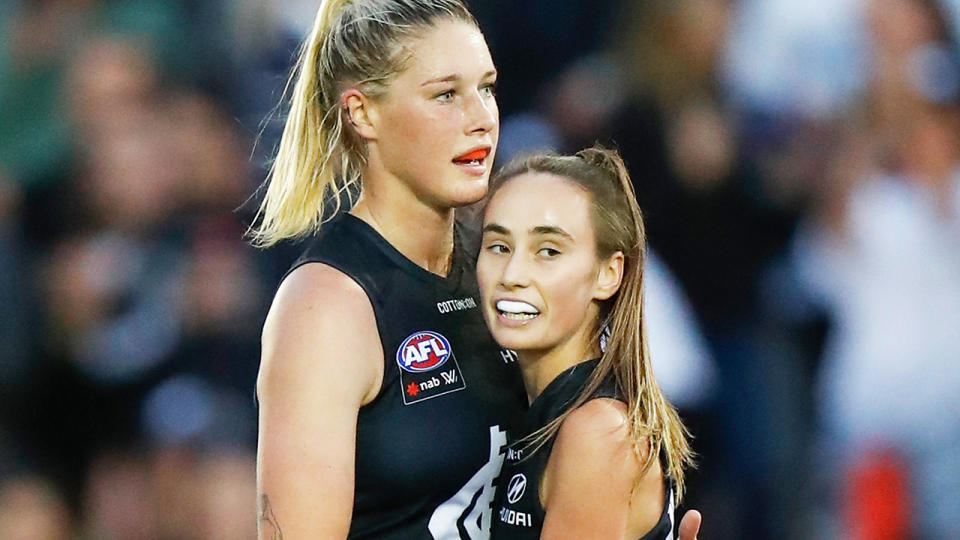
[350,173,456,277]
[516,327,601,406]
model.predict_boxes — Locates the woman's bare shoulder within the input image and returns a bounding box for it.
[539,398,641,535]
[259,262,383,405]
[561,398,631,439]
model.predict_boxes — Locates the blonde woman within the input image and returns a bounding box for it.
[253,0,703,537]
[477,147,695,539]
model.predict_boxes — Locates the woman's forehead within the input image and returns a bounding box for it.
[398,20,493,81]
[485,173,593,236]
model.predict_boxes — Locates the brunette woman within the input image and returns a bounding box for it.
[478,147,694,539]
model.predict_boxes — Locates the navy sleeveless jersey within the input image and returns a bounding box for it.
[490,359,676,539]
[284,213,527,539]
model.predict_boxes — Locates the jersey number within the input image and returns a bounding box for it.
[428,425,508,539]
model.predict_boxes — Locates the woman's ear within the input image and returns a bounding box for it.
[342,89,377,140]
[594,251,624,301]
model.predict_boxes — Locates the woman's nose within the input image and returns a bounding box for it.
[499,252,530,289]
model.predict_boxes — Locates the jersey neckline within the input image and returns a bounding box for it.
[527,358,602,418]
[342,212,468,292]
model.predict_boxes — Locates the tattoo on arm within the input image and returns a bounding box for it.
[259,494,284,540]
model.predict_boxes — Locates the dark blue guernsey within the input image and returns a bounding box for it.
[284,213,527,539]
[490,359,676,540]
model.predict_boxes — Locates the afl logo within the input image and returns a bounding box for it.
[507,474,527,503]
[396,331,452,373]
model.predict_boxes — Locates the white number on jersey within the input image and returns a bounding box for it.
[428,425,508,539]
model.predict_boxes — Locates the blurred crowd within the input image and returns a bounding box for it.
[1,0,959,538]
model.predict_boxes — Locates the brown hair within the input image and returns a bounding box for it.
[248,0,477,247]
[489,145,694,502]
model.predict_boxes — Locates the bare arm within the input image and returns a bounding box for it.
[256,264,383,539]
[540,399,664,540]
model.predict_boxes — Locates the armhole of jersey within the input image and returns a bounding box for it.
[282,259,389,406]
[535,394,631,512]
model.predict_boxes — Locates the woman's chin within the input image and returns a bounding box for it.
[489,330,541,355]
[449,179,489,207]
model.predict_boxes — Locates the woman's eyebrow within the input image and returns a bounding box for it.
[421,73,460,86]
[482,223,509,235]
[421,69,496,86]
[530,225,573,241]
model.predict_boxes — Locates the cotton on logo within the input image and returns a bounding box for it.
[507,474,527,504]
[396,331,452,373]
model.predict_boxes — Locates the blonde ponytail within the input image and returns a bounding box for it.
[248,0,476,247]
[249,0,355,247]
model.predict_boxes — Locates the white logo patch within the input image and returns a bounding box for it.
[506,474,527,504]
